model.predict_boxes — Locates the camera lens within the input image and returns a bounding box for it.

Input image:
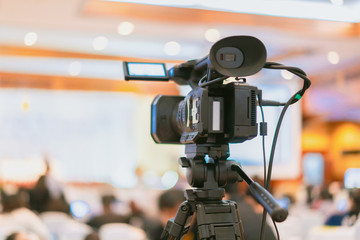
[173,99,187,135]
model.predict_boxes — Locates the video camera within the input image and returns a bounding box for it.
[124,36,268,145]
[123,35,311,239]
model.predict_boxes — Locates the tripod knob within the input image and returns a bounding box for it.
[182,159,206,188]
[179,157,205,187]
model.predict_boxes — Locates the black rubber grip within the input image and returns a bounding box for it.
[249,182,288,222]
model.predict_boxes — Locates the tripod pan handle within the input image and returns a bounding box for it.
[249,182,288,222]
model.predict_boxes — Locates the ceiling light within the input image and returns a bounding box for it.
[92,36,108,51]
[24,32,38,46]
[328,51,340,64]
[117,21,135,35]
[105,0,360,22]
[142,171,159,187]
[68,61,82,76]
[164,41,181,56]
[22,100,30,112]
[205,28,221,43]
[161,171,179,189]
[330,0,343,6]
[281,70,294,80]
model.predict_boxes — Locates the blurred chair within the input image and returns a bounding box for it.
[0,190,51,240]
[1,232,40,240]
[307,218,360,240]
[307,226,355,240]
[0,224,23,240]
[277,208,324,240]
[40,211,92,240]
[0,224,41,240]
[99,223,147,240]
[276,214,302,240]
[299,210,325,239]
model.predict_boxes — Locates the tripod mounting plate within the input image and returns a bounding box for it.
[185,189,225,202]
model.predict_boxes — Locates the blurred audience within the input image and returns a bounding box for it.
[28,156,70,214]
[325,189,360,226]
[98,223,147,240]
[146,188,185,240]
[310,185,337,219]
[2,167,360,240]
[4,232,42,240]
[226,184,277,240]
[0,190,51,240]
[83,232,100,240]
[5,232,31,240]
[158,189,186,226]
[127,199,158,234]
[40,211,92,240]
[86,194,127,230]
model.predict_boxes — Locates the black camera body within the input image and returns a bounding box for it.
[124,35,268,146]
[151,82,260,145]
[150,35,267,145]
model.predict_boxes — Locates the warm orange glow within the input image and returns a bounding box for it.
[302,130,330,152]
[302,122,360,181]
[329,123,360,180]
[332,123,360,149]
[0,45,183,63]
[0,72,179,95]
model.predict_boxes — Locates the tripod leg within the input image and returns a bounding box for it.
[161,201,194,240]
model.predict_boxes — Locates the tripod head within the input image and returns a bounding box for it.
[180,143,288,222]
[180,144,239,189]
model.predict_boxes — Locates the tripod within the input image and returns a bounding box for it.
[161,144,244,240]
[161,144,288,240]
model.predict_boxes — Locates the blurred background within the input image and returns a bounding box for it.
[1,0,360,240]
